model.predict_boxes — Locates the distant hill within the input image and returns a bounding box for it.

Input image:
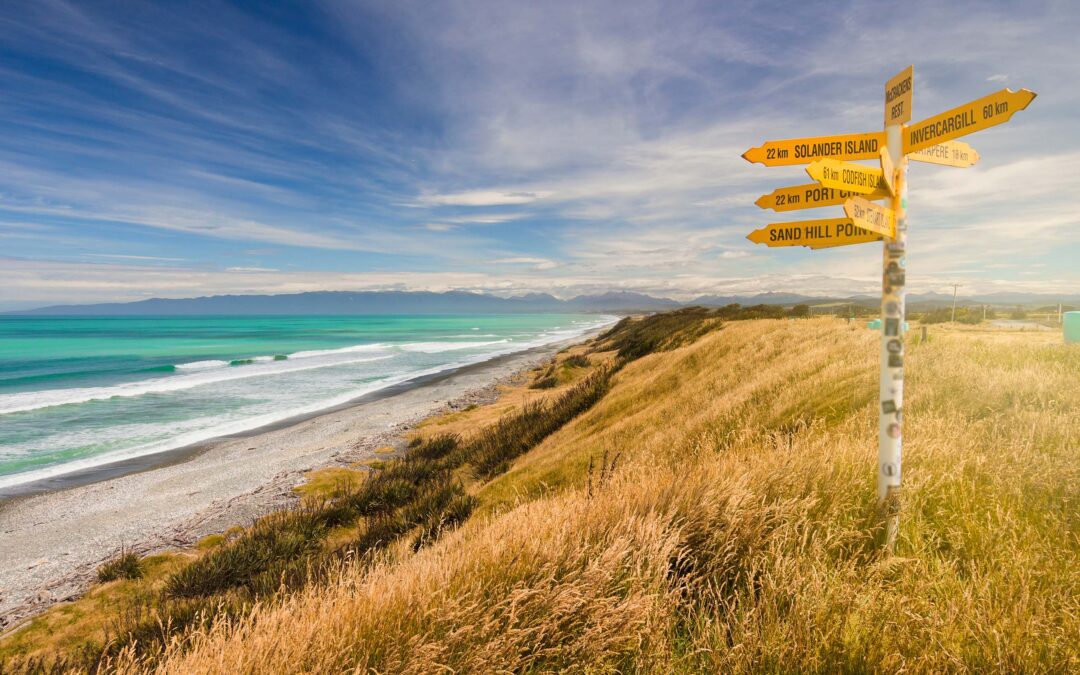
[8,289,1077,316]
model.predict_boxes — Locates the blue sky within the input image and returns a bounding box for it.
[0,0,1077,309]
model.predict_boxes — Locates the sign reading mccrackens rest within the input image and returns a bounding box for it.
[740,67,1036,553]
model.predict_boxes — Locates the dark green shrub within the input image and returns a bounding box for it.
[96,547,142,583]
[562,354,590,368]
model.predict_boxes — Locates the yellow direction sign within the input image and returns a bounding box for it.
[908,140,979,167]
[746,218,882,248]
[742,131,885,166]
[885,65,913,125]
[806,158,888,195]
[806,231,883,249]
[754,182,889,212]
[843,196,896,239]
[904,88,1036,154]
[879,147,896,196]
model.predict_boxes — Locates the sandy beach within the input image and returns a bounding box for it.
[0,335,588,630]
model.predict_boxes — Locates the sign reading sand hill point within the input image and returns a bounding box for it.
[740,66,1036,554]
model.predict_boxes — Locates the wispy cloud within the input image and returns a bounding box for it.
[0,0,1076,306]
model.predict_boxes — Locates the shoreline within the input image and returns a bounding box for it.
[0,341,578,502]
[0,330,599,630]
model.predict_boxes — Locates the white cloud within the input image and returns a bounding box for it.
[492,257,559,270]
[417,190,550,206]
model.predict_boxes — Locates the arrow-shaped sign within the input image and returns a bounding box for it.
[746,218,882,248]
[879,147,897,196]
[908,140,979,167]
[904,88,1036,154]
[742,131,885,167]
[843,196,896,239]
[755,183,890,212]
[806,158,889,195]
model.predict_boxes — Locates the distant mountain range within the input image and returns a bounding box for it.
[8,289,1078,316]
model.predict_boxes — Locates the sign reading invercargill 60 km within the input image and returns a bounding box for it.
[904,88,1036,154]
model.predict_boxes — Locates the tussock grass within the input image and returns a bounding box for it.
[470,365,616,479]
[561,353,590,368]
[99,319,1079,674]
[96,548,142,584]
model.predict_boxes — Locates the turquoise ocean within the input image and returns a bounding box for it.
[0,314,614,490]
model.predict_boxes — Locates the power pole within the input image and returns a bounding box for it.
[950,283,961,323]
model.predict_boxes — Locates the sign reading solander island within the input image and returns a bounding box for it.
[742,66,1036,552]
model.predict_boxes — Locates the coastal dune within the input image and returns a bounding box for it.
[0,339,582,629]
[112,317,1078,672]
[2,313,1077,672]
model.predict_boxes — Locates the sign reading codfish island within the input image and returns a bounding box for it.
[741,131,885,166]
[805,158,888,194]
[746,218,880,248]
[738,66,1036,556]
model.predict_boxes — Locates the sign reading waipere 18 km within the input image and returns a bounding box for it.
[908,140,979,167]
[739,66,1035,556]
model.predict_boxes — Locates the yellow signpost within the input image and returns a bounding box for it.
[884,65,913,125]
[904,88,1036,154]
[741,131,886,166]
[879,147,897,195]
[740,66,1035,555]
[754,183,889,212]
[843,196,895,239]
[908,140,979,167]
[806,231,883,249]
[746,218,880,248]
[806,158,888,194]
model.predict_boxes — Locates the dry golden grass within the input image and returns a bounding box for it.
[92,318,1078,673]
[0,553,194,666]
[413,346,618,444]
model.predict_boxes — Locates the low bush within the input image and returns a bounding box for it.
[96,548,143,583]
[470,366,616,480]
[528,374,559,389]
[562,354,590,368]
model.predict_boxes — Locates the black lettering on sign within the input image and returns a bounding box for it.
[885,75,912,103]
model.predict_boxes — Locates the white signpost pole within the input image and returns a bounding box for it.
[743,68,1034,555]
[879,76,909,554]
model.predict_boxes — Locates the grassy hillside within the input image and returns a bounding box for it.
[5,313,1078,673]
